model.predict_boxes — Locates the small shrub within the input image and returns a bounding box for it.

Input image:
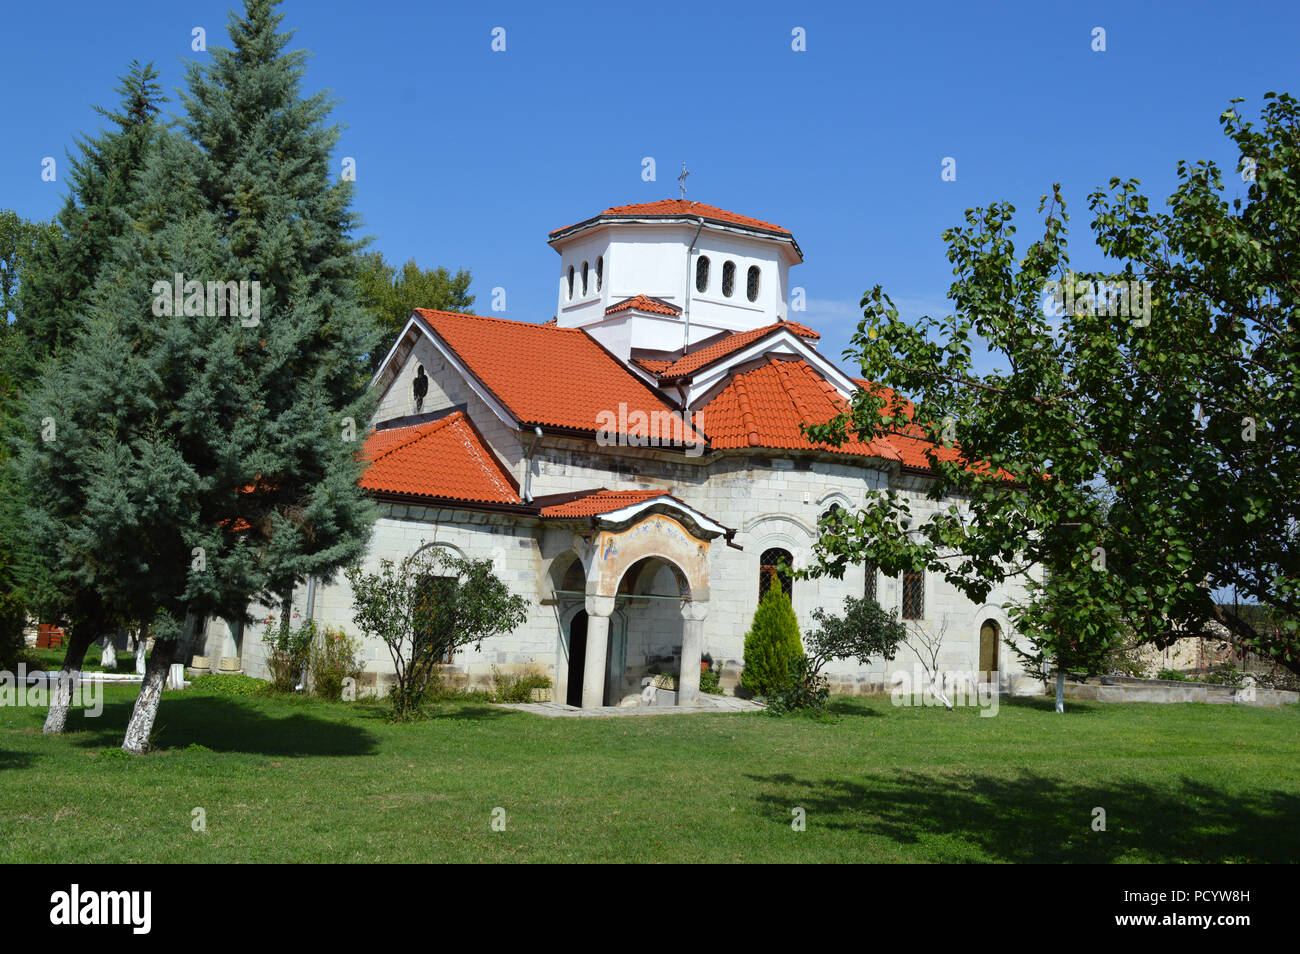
[742,579,804,697]
[263,617,315,693]
[765,657,829,714]
[190,673,267,696]
[489,665,552,703]
[309,625,363,700]
[1204,664,1244,687]
[699,666,724,695]
[1156,668,1188,682]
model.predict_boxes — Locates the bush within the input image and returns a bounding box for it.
[263,617,315,693]
[765,656,829,714]
[741,580,804,697]
[1157,668,1188,681]
[309,625,364,700]
[489,665,552,703]
[190,673,267,696]
[699,666,724,695]
[1204,664,1244,687]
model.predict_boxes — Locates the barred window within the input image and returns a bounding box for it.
[759,547,793,603]
[747,265,760,302]
[902,570,924,620]
[722,260,736,297]
[864,563,877,603]
[695,256,710,293]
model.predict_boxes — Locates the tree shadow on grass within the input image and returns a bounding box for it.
[826,698,885,718]
[998,695,1104,715]
[745,769,1300,862]
[0,746,35,771]
[63,695,380,757]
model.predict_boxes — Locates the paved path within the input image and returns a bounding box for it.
[495,694,764,718]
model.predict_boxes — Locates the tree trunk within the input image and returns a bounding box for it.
[42,592,106,734]
[1055,670,1065,714]
[135,627,147,675]
[100,630,120,671]
[121,613,196,754]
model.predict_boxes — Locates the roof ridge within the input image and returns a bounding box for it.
[368,412,462,465]
[771,356,816,424]
[414,308,578,333]
[731,370,761,446]
[453,418,518,499]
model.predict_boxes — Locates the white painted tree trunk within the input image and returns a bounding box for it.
[101,632,117,671]
[1055,670,1065,713]
[42,628,94,735]
[122,613,195,754]
[135,633,147,675]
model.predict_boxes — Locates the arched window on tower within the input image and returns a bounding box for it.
[759,548,793,603]
[567,265,574,300]
[696,255,710,293]
[595,256,603,292]
[747,265,761,302]
[722,260,736,297]
[581,261,589,296]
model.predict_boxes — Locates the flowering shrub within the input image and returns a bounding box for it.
[310,625,364,700]
[263,617,315,693]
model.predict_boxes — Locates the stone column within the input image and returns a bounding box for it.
[581,596,616,709]
[678,601,708,705]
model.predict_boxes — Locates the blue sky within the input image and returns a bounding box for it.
[3,0,1296,374]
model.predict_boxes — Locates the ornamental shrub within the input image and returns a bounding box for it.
[741,579,804,696]
[309,625,364,700]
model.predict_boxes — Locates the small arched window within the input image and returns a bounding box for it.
[759,547,793,603]
[581,261,589,296]
[747,265,761,302]
[595,256,603,292]
[567,265,574,300]
[695,255,710,293]
[864,563,877,603]
[722,260,736,297]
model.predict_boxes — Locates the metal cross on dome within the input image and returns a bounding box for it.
[677,162,689,200]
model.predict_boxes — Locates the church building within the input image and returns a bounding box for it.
[196,198,1040,706]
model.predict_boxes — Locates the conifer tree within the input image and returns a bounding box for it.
[115,0,378,751]
[5,64,165,731]
[741,579,805,696]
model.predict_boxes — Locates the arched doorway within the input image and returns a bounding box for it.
[566,611,588,707]
[979,619,1000,676]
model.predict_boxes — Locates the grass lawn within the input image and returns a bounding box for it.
[1,685,1297,863]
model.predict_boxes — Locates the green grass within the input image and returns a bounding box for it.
[1,687,1297,862]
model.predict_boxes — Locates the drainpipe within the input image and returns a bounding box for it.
[682,215,705,356]
[523,426,543,502]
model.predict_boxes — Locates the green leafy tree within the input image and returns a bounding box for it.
[741,579,804,696]
[356,251,473,373]
[805,595,908,677]
[805,93,1300,713]
[345,548,529,721]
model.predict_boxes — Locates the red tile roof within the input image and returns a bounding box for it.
[552,200,792,238]
[538,488,669,518]
[701,358,901,459]
[605,294,681,317]
[652,320,821,380]
[359,412,521,506]
[412,309,702,444]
